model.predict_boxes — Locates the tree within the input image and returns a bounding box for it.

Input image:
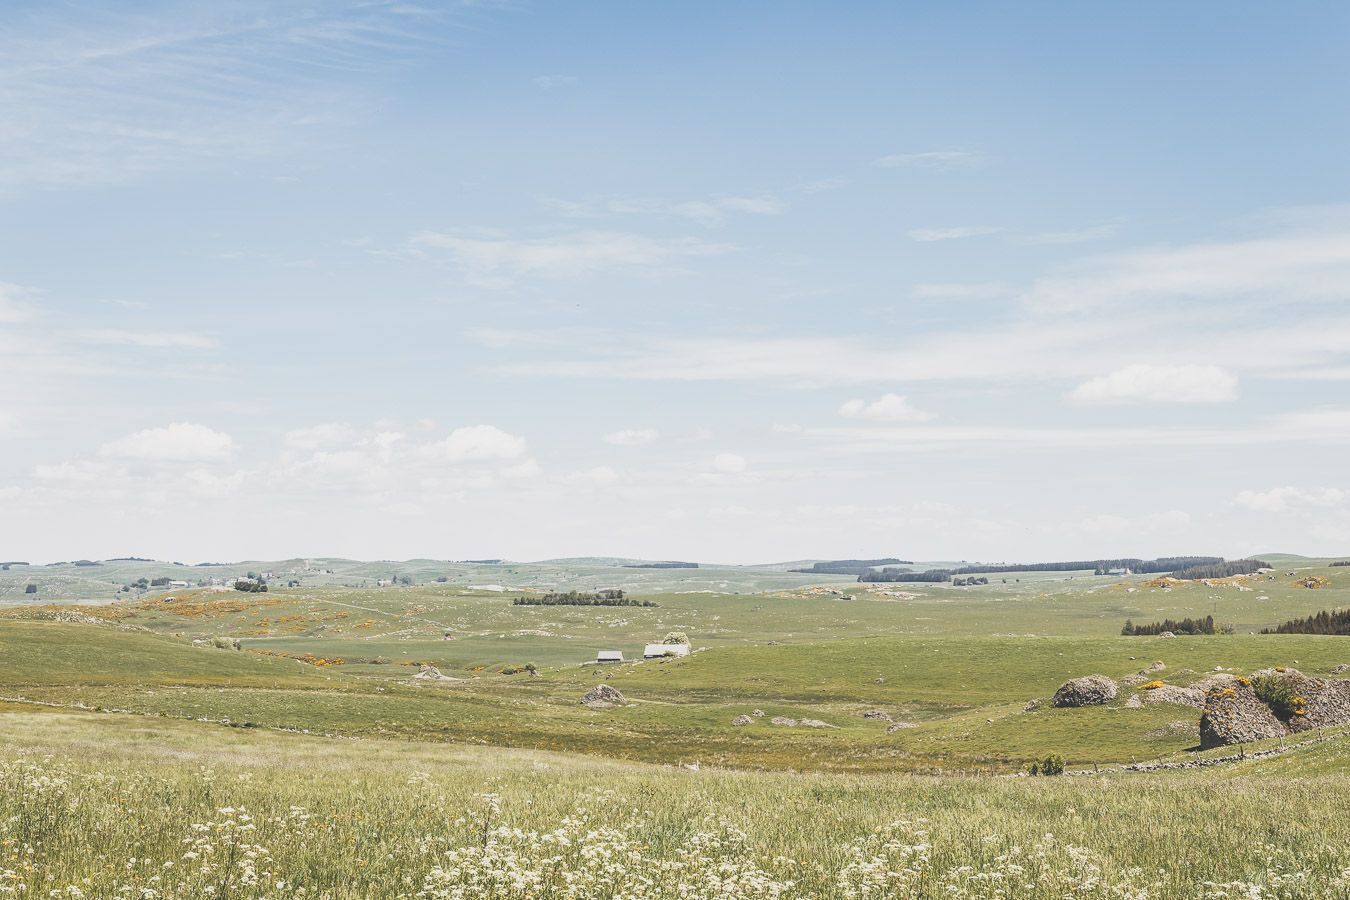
[662,631,689,645]
[1121,620,1135,636]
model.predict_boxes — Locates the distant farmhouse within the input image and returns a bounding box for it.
[595,650,625,663]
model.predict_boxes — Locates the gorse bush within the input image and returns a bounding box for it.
[1252,675,1307,721]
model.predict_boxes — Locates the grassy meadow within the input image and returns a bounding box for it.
[3,555,1350,896]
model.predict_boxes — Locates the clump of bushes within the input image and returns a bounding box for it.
[1027,753,1065,776]
[210,636,241,651]
[501,662,538,676]
[662,631,689,645]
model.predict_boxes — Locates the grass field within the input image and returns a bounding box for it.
[3,555,1350,895]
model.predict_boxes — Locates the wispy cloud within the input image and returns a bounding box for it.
[549,194,787,226]
[874,150,983,170]
[604,428,659,446]
[906,225,1002,242]
[909,282,1009,301]
[1024,231,1350,313]
[1233,486,1346,513]
[1017,223,1120,245]
[77,329,218,350]
[410,230,734,285]
[0,3,477,193]
[1068,364,1239,405]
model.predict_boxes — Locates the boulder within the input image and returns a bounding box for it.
[1022,698,1042,712]
[731,714,753,726]
[1333,664,1349,675]
[581,684,625,708]
[1199,681,1285,748]
[862,709,892,721]
[1052,675,1118,708]
[752,709,765,717]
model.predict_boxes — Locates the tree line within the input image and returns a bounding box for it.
[793,558,911,575]
[1122,615,1216,636]
[513,589,658,607]
[859,569,953,583]
[1169,559,1270,580]
[1262,608,1350,635]
[950,556,1224,576]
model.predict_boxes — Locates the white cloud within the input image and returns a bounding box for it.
[410,230,733,284]
[500,458,543,480]
[565,465,620,486]
[711,452,747,474]
[1233,486,1347,512]
[433,425,528,463]
[603,427,659,446]
[1024,231,1350,313]
[1068,364,1239,404]
[906,225,1002,242]
[875,150,983,170]
[77,329,218,350]
[284,423,360,450]
[99,422,234,462]
[839,393,934,422]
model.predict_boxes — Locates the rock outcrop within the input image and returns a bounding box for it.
[1052,675,1118,708]
[731,714,753,726]
[1199,680,1285,748]
[581,684,625,708]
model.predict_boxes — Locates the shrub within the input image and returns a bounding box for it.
[1252,675,1307,720]
[1027,753,1065,776]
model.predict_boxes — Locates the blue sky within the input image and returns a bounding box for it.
[2,1,1350,563]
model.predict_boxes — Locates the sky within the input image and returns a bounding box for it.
[2,1,1350,565]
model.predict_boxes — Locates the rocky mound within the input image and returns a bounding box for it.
[413,665,459,683]
[731,714,753,726]
[1144,685,1204,709]
[581,684,625,708]
[1052,675,1118,707]
[886,721,918,732]
[769,716,797,727]
[862,709,892,721]
[1199,680,1287,748]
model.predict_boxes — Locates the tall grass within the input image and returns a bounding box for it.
[3,712,1350,898]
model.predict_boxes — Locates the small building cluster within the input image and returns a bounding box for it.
[592,642,691,664]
